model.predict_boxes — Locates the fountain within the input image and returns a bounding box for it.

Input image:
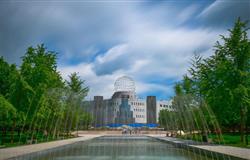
[1,76,238,160]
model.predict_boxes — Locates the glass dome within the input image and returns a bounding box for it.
[114,76,135,92]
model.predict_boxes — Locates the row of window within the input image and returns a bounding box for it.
[131,102,144,106]
[110,102,145,106]
[136,115,145,118]
[110,102,119,106]
[134,108,145,112]
[110,102,172,109]
[160,104,171,108]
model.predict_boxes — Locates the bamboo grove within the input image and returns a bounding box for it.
[159,19,250,145]
[0,44,92,146]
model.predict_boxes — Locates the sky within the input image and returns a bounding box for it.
[0,0,249,100]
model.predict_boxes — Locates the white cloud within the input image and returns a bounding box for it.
[57,2,227,98]
[1,1,247,99]
[197,0,250,27]
[177,4,199,24]
[53,1,228,100]
[96,44,128,64]
[59,63,115,99]
[58,26,222,99]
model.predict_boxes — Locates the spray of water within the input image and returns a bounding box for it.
[2,87,235,160]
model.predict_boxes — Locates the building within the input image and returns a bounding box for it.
[84,76,173,127]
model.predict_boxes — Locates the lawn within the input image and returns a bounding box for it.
[0,132,75,148]
[209,133,250,148]
[179,133,250,148]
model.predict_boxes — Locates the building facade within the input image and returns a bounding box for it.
[84,76,173,127]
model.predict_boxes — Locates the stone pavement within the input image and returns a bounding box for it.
[0,135,101,160]
[193,145,250,160]
[150,135,250,160]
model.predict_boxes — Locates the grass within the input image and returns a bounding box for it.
[179,133,250,148]
[209,133,250,148]
[0,132,75,148]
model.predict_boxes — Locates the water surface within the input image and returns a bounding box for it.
[26,136,214,160]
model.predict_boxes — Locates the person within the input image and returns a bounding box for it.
[122,128,125,134]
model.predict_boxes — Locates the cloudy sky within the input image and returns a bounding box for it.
[0,0,249,100]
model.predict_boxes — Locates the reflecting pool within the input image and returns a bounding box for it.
[22,136,214,160]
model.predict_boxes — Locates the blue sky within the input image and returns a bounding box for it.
[0,0,249,100]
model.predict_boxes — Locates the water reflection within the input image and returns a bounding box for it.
[25,136,214,160]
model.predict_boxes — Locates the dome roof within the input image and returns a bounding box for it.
[114,76,135,92]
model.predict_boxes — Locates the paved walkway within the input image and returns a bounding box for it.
[0,135,101,160]
[150,135,250,160]
[193,145,250,160]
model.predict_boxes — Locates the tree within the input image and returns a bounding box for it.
[20,44,63,90]
[0,45,91,145]
[205,19,250,142]
[66,72,89,94]
[223,18,250,143]
[184,18,250,144]
[9,74,34,121]
[0,95,16,144]
[8,73,35,143]
[63,72,89,136]
[0,57,17,98]
[159,109,176,131]
[20,44,64,140]
[174,83,183,96]
[182,75,192,95]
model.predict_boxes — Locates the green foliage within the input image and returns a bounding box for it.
[18,44,65,137]
[79,112,92,129]
[164,18,250,144]
[0,96,16,129]
[0,57,18,98]
[66,72,89,94]
[63,72,90,134]
[9,74,34,114]
[159,109,178,130]
[196,19,250,143]
[20,44,63,89]
[174,83,183,96]
[0,44,92,147]
[182,75,192,94]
